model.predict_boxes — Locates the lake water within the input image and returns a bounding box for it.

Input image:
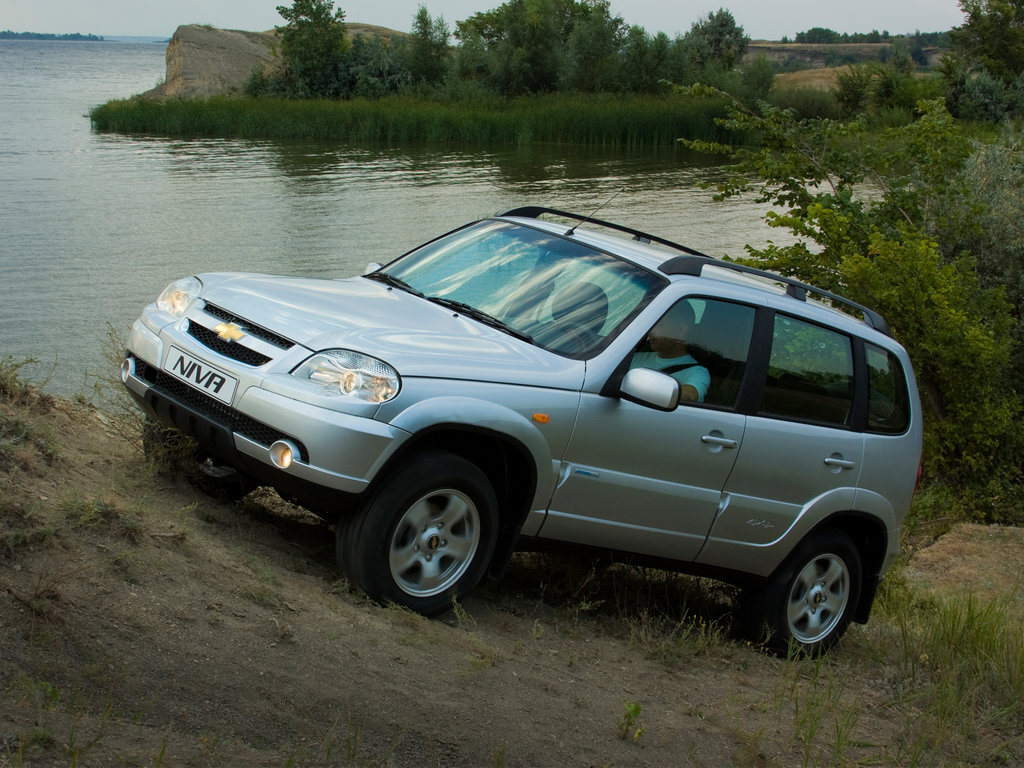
[0,38,786,396]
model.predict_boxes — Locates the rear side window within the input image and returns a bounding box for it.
[759,314,854,426]
[865,343,911,434]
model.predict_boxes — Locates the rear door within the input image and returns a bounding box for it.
[698,312,865,572]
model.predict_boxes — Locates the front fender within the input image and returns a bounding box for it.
[382,391,581,514]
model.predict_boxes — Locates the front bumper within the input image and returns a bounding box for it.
[123,318,407,512]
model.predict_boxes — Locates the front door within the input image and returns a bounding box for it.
[541,297,757,561]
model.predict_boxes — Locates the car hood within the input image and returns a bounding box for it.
[198,272,585,389]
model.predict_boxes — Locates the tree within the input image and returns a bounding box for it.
[682,9,749,72]
[950,0,1024,82]
[408,6,451,86]
[796,27,842,44]
[617,27,671,93]
[275,0,349,97]
[347,34,410,98]
[560,0,626,92]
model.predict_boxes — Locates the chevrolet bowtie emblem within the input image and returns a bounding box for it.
[214,322,245,342]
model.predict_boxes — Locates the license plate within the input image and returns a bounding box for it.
[165,347,238,404]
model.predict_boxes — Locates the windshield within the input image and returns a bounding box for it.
[376,220,665,358]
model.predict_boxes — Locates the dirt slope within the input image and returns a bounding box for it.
[1,386,1021,766]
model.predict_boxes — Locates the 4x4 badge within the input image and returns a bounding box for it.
[214,322,245,342]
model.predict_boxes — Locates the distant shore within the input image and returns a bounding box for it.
[0,31,105,41]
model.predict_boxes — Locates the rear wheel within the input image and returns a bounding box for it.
[337,450,499,615]
[742,528,861,655]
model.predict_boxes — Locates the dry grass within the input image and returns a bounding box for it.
[775,66,851,91]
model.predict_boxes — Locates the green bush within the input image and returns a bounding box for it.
[768,86,841,120]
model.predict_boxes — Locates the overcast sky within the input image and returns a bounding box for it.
[5,0,965,40]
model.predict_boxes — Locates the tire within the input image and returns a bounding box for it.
[337,450,499,615]
[744,528,862,656]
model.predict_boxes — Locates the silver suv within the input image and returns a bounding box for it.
[122,207,922,653]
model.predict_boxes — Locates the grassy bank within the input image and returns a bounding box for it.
[2,352,1023,765]
[88,93,734,145]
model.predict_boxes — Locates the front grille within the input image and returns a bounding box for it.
[203,303,294,350]
[132,356,309,462]
[187,322,272,367]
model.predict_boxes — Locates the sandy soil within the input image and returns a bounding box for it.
[1,388,1021,766]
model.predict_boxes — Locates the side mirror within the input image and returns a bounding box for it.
[363,262,383,275]
[620,368,679,411]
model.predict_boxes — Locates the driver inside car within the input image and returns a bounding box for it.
[630,300,710,402]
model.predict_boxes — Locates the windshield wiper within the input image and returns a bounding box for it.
[365,271,424,298]
[428,297,534,343]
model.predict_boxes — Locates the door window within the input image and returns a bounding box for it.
[865,343,911,434]
[759,314,854,426]
[629,297,755,407]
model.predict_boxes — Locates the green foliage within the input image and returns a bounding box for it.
[768,86,841,120]
[617,700,645,742]
[407,6,451,87]
[796,27,847,45]
[948,127,1024,399]
[683,9,749,71]
[793,27,938,45]
[447,1,753,97]
[831,57,943,122]
[560,0,626,93]
[273,0,350,97]
[832,64,876,115]
[347,34,410,98]
[456,0,568,95]
[681,93,1023,500]
[617,27,670,94]
[944,0,1024,119]
[242,1,777,104]
[942,55,1024,120]
[950,0,1024,83]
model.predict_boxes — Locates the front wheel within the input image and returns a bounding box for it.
[742,528,862,656]
[337,450,499,615]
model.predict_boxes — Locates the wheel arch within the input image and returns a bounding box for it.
[804,511,890,624]
[363,423,541,579]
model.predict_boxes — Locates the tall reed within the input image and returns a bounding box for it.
[89,93,734,145]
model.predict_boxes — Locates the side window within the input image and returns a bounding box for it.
[629,297,755,407]
[760,314,854,426]
[865,343,911,434]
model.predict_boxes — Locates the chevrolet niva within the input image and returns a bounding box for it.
[122,207,922,653]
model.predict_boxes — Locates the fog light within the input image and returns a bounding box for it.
[269,440,299,469]
[121,357,135,383]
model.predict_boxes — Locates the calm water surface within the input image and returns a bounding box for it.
[0,39,786,395]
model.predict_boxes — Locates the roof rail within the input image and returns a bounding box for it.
[660,255,892,337]
[500,206,712,259]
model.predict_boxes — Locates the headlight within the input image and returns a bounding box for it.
[292,350,400,403]
[156,276,202,318]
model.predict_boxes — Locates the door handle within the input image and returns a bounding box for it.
[701,433,738,449]
[823,456,856,470]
